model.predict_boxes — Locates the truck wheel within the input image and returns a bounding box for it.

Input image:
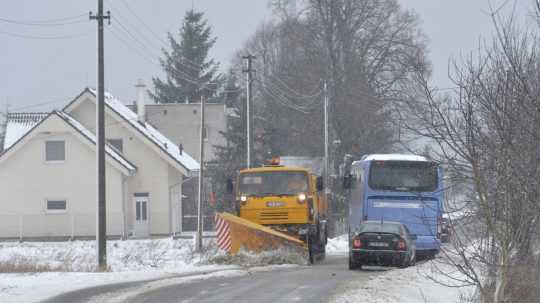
[308,236,315,264]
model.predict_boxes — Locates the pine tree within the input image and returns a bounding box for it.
[151,9,222,103]
[208,71,245,212]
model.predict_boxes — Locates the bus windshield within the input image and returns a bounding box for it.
[238,171,308,196]
[369,161,438,192]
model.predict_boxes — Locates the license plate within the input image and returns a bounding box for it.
[266,201,285,207]
[370,242,389,247]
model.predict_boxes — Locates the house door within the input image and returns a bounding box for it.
[133,194,149,237]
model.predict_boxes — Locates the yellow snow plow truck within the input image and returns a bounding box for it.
[218,157,328,263]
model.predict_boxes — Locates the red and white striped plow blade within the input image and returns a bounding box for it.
[215,214,232,252]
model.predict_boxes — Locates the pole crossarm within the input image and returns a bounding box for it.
[89,10,111,24]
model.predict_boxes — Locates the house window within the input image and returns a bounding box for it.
[45,140,65,162]
[46,200,67,213]
[107,139,123,153]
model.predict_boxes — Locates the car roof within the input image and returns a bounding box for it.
[362,220,403,226]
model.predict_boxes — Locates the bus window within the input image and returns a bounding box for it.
[368,161,438,192]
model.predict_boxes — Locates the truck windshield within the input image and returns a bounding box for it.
[238,171,308,196]
[369,161,438,192]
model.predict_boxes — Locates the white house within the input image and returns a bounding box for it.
[0,87,199,239]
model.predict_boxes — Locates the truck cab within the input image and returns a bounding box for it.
[232,158,328,261]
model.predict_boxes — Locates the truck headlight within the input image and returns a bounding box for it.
[298,193,307,203]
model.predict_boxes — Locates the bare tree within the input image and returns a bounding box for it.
[402,4,540,302]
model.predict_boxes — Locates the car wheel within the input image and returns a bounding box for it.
[349,255,360,270]
[398,256,410,268]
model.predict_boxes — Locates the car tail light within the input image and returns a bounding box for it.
[353,237,362,248]
[397,239,406,251]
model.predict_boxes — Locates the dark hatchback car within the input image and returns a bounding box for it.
[349,221,416,270]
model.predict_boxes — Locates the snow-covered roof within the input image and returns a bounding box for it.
[3,113,49,150]
[56,111,136,173]
[362,154,431,162]
[87,89,199,173]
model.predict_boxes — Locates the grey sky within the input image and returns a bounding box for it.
[0,0,532,112]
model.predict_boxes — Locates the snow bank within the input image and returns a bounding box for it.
[0,238,306,303]
[207,246,308,266]
[326,234,349,255]
[331,258,476,303]
[0,238,215,272]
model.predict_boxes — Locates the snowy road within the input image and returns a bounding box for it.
[41,255,375,303]
[126,255,373,303]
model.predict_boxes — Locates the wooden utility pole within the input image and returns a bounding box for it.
[90,0,110,271]
[196,95,206,252]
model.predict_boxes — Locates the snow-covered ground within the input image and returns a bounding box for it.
[0,238,218,272]
[0,238,299,303]
[326,235,476,303]
[333,260,475,303]
[326,234,348,255]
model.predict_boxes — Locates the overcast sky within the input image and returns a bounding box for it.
[0,0,532,112]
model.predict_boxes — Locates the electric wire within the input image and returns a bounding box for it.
[0,13,87,25]
[267,73,322,99]
[106,0,203,72]
[0,29,92,40]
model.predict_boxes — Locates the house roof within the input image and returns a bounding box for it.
[55,111,137,173]
[84,88,199,173]
[1,111,136,174]
[3,112,49,150]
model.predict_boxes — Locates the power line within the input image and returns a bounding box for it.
[107,0,208,72]
[111,16,159,60]
[0,13,87,25]
[101,3,240,96]
[118,0,169,47]
[0,17,87,26]
[259,79,321,112]
[8,98,74,111]
[267,73,322,99]
[0,29,92,40]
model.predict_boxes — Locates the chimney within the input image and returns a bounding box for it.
[179,143,183,155]
[135,79,146,123]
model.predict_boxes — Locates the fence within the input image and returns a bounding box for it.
[0,212,124,240]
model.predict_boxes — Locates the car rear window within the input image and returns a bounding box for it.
[358,223,401,234]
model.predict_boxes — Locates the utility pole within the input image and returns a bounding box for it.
[90,0,110,271]
[196,95,206,252]
[242,54,256,168]
[323,81,330,194]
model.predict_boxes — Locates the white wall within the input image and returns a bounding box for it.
[69,96,180,235]
[0,115,124,238]
[130,103,227,162]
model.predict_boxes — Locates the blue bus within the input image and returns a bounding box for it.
[345,154,443,259]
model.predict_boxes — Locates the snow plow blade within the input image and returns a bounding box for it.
[215,212,307,255]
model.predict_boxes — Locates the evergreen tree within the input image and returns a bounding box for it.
[208,71,245,211]
[151,9,222,103]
